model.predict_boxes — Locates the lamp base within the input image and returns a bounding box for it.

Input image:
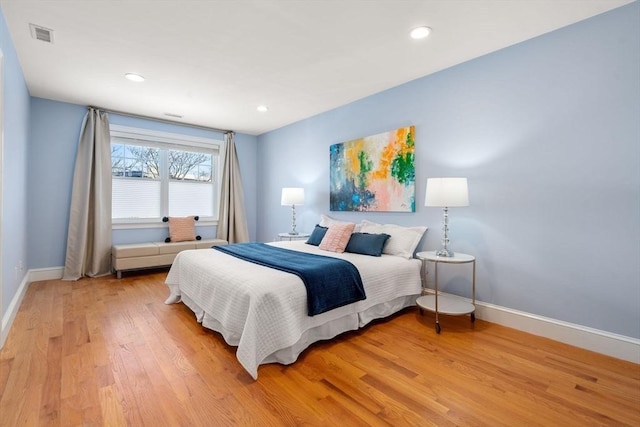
[435,248,454,257]
[288,205,300,236]
[436,206,454,257]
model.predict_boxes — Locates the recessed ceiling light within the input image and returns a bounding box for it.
[410,26,432,40]
[257,105,268,112]
[124,73,145,82]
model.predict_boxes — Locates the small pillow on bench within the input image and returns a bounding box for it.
[163,216,201,242]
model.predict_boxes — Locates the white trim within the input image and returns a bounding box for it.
[458,293,639,364]
[110,124,223,149]
[2,268,638,364]
[28,267,64,282]
[0,49,4,349]
[0,267,63,348]
[111,219,218,230]
[0,269,29,348]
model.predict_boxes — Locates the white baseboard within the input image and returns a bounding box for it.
[0,266,64,348]
[0,271,30,348]
[28,266,64,282]
[2,268,639,363]
[472,298,640,364]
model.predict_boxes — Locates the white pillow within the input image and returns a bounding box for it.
[359,220,427,259]
[319,214,362,232]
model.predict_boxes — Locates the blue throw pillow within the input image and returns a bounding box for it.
[345,232,391,256]
[306,225,328,246]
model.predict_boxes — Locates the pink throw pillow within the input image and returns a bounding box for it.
[168,216,196,242]
[319,223,355,253]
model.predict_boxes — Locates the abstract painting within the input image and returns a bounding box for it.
[330,126,416,212]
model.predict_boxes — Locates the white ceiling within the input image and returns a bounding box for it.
[1,0,634,135]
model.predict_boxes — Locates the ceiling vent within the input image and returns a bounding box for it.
[29,24,54,43]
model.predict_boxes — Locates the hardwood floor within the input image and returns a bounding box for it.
[1,271,638,426]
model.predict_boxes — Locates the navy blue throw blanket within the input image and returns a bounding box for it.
[213,243,366,316]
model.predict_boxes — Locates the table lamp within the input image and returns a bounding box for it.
[425,177,469,257]
[281,187,304,235]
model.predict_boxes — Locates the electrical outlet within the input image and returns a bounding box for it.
[14,261,24,280]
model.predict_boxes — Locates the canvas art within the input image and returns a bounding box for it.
[330,126,416,212]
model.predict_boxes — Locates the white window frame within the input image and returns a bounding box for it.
[110,124,224,229]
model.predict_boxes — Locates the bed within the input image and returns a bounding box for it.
[164,219,426,379]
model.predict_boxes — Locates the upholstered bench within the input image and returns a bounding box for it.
[112,238,227,278]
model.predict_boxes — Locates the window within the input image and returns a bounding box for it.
[110,125,222,225]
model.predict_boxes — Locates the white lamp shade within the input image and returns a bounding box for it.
[425,177,469,207]
[281,187,305,206]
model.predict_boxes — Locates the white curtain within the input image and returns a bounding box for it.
[62,108,112,280]
[216,132,249,243]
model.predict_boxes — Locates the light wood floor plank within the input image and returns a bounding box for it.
[0,271,638,426]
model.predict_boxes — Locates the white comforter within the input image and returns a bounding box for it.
[165,241,421,379]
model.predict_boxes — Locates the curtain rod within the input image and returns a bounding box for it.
[88,106,233,134]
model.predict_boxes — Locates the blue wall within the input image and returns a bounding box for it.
[257,3,640,338]
[1,2,638,343]
[1,8,30,318]
[28,100,258,269]
[2,0,259,326]
[28,99,86,270]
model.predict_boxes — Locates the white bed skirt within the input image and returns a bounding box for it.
[177,291,417,376]
[165,243,422,379]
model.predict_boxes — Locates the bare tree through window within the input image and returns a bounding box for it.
[110,129,220,221]
[112,143,211,181]
[169,150,211,181]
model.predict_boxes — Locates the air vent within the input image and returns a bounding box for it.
[164,113,183,119]
[29,24,54,43]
